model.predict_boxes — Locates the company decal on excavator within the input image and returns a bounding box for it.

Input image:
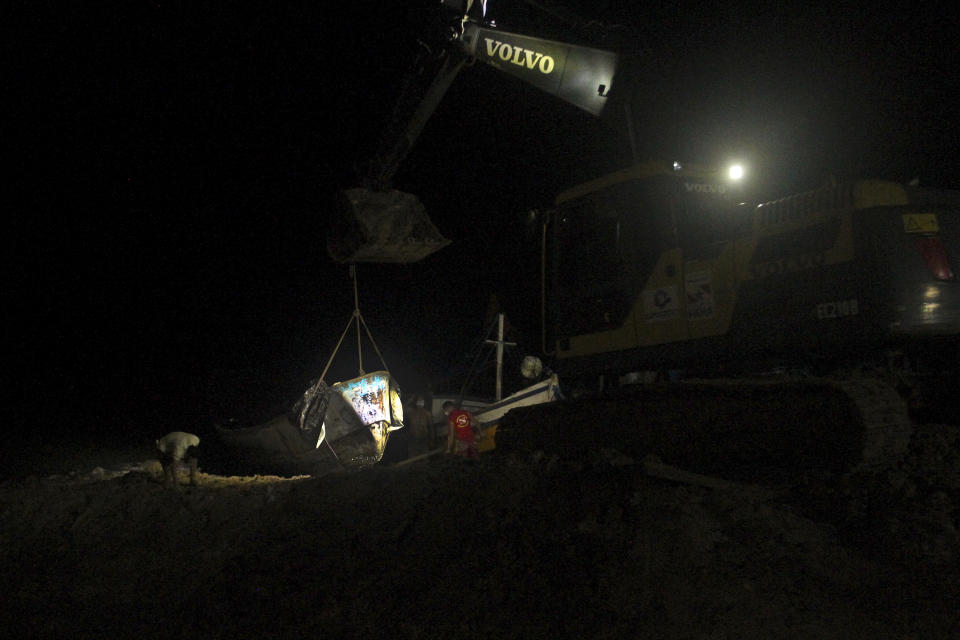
[683,182,728,195]
[483,38,556,74]
[748,217,841,280]
[684,271,715,319]
[749,252,826,279]
[642,286,680,323]
[466,25,618,117]
[902,213,939,233]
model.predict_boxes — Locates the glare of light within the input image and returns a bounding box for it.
[921,285,942,321]
[389,388,404,430]
[315,422,327,449]
[673,160,682,171]
[728,164,744,180]
[521,355,544,379]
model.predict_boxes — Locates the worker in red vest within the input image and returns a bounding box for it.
[443,401,480,459]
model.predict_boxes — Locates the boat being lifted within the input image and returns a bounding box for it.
[215,370,404,476]
[215,267,405,476]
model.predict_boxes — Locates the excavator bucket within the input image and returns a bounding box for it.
[328,188,451,263]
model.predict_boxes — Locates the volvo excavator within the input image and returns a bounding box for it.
[326,1,960,482]
[494,165,959,483]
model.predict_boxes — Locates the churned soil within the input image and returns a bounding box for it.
[1,420,958,639]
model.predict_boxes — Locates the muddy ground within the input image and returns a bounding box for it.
[1,419,958,639]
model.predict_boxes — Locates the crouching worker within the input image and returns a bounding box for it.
[156,431,200,488]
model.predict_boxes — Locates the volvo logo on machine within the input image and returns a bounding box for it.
[684,183,727,194]
[483,38,556,74]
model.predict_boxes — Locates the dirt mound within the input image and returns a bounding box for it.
[2,423,958,639]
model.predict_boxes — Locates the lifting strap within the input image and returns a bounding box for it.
[319,265,390,383]
[299,265,390,462]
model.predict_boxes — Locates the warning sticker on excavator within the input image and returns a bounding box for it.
[902,213,939,233]
[685,271,715,319]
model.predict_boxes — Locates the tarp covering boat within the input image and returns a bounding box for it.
[216,370,404,474]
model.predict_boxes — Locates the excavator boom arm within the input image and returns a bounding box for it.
[330,12,621,264]
[367,54,467,192]
[458,23,619,117]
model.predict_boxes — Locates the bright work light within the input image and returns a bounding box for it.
[728,164,744,180]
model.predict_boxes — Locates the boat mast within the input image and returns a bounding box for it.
[484,313,516,401]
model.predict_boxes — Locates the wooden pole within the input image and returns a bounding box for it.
[484,312,516,402]
[495,313,504,401]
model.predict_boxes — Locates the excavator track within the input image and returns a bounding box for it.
[494,372,915,484]
[828,374,914,474]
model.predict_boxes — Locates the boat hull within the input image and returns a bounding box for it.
[473,375,562,452]
[215,370,404,474]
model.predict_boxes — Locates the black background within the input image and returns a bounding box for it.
[6,1,959,440]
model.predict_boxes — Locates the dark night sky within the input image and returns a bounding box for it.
[6,1,959,439]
